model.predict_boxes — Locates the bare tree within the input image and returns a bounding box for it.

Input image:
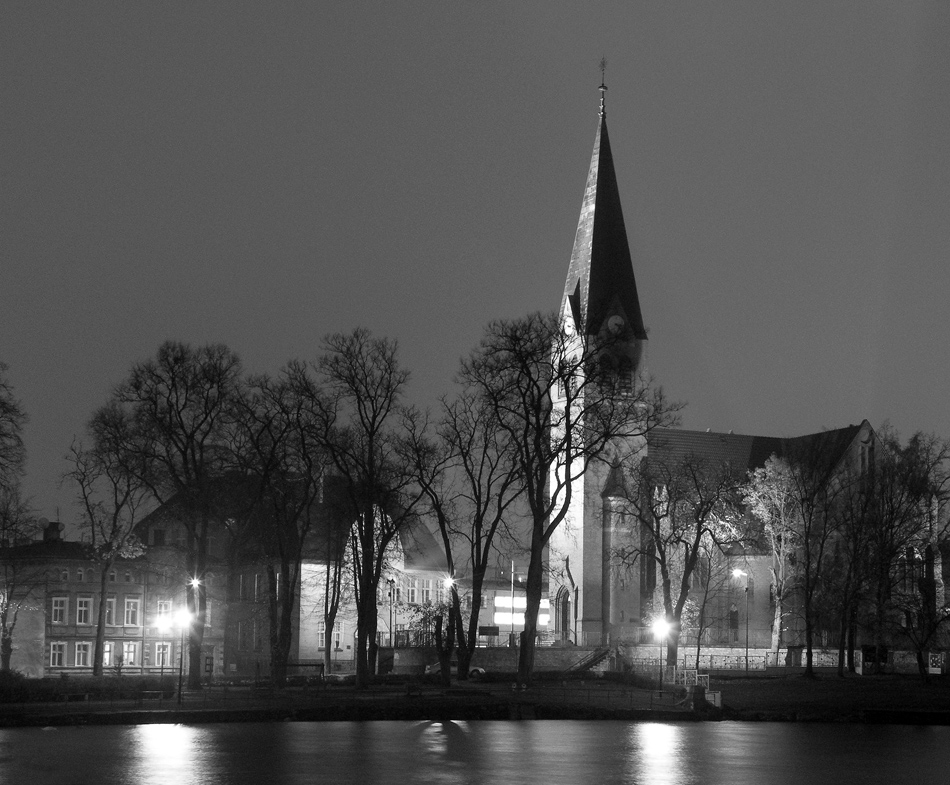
[617,446,744,668]
[401,389,522,681]
[781,436,852,678]
[0,363,26,495]
[0,363,36,671]
[862,429,950,675]
[743,456,801,665]
[230,364,325,686]
[459,312,675,686]
[65,402,149,675]
[313,329,423,688]
[0,489,40,672]
[111,341,243,688]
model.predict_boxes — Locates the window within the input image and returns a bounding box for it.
[254,573,261,601]
[124,598,141,626]
[75,642,91,667]
[239,574,246,600]
[153,529,165,546]
[155,642,171,667]
[238,621,251,651]
[77,568,84,582]
[333,626,346,650]
[156,599,172,623]
[317,622,326,650]
[60,569,69,581]
[407,579,417,604]
[122,642,137,667]
[109,571,117,582]
[102,641,114,668]
[421,579,432,604]
[124,571,131,583]
[76,596,92,625]
[50,642,65,667]
[52,596,67,624]
[253,620,263,652]
[105,597,116,626]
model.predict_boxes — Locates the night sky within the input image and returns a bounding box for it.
[3,3,949,522]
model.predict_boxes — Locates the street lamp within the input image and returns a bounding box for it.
[176,607,192,706]
[157,615,171,700]
[732,568,750,674]
[652,617,670,696]
[387,578,395,647]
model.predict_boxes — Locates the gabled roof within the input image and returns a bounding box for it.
[561,97,647,340]
[647,423,867,474]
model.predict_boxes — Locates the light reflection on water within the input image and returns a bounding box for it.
[1,720,947,785]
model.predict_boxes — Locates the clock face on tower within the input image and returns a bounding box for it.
[607,315,625,334]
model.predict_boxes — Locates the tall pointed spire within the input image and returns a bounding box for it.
[561,84,647,352]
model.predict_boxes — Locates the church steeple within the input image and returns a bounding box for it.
[561,87,647,357]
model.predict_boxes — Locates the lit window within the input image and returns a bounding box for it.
[122,642,137,666]
[124,598,141,626]
[156,599,172,622]
[75,642,91,667]
[105,597,116,626]
[102,642,114,667]
[50,642,65,667]
[76,596,92,625]
[155,643,171,667]
[52,596,67,624]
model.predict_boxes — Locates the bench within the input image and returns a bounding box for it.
[138,690,163,703]
[64,693,91,702]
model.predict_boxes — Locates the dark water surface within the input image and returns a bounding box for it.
[1,720,946,785]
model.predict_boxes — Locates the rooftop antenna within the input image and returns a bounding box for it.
[598,56,608,117]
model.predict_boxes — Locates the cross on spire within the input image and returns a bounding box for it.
[599,57,608,117]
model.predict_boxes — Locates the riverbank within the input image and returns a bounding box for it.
[2,673,949,727]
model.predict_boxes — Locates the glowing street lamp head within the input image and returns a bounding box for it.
[176,608,192,628]
[189,577,201,590]
[652,617,670,640]
[732,568,746,579]
[443,576,455,589]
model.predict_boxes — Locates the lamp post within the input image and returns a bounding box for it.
[652,617,670,697]
[176,608,192,706]
[157,615,171,700]
[732,568,750,673]
[387,577,395,647]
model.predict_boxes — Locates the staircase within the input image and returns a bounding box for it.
[562,647,611,675]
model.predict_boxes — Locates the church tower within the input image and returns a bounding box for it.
[550,83,648,648]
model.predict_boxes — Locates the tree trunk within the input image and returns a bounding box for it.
[0,628,11,671]
[516,541,545,687]
[92,562,111,677]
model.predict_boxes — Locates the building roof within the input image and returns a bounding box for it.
[561,92,647,341]
[647,423,867,474]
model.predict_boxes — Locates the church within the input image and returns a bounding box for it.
[547,84,882,659]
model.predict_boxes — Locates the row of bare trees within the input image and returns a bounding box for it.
[47,308,675,688]
[614,427,950,681]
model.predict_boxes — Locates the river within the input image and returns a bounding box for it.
[1,720,946,784]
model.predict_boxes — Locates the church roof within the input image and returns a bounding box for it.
[562,93,647,340]
[647,423,867,474]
